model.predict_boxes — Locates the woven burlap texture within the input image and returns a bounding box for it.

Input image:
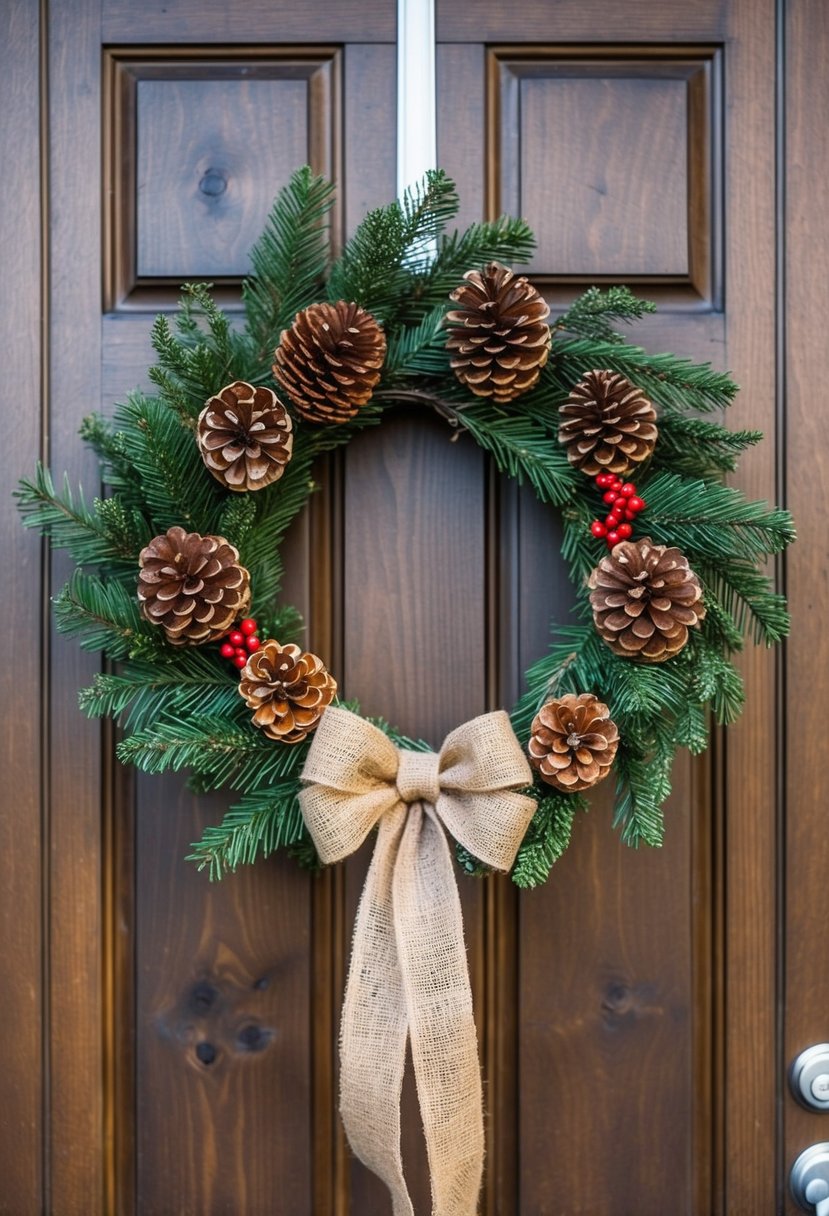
[299,706,535,1216]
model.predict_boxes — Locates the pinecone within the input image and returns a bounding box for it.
[559,369,658,476]
[528,693,619,792]
[588,537,705,662]
[138,526,251,647]
[239,640,337,744]
[197,381,293,492]
[272,300,386,424]
[445,262,551,403]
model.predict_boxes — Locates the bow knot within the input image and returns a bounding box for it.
[299,706,535,1216]
[396,749,441,805]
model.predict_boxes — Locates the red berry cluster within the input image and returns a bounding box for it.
[589,473,647,550]
[220,617,261,670]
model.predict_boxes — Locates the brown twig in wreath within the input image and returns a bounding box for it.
[374,387,469,437]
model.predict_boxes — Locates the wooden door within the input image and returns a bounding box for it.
[2,1,826,1213]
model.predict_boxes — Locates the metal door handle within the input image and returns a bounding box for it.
[791,1144,829,1213]
[791,1046,829,1111]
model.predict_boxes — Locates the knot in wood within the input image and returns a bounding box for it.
[396,749,441,806]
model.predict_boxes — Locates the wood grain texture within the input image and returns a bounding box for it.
[0,1,44,1210]
[721,1,780,1211]
[487,49,721,307]
[436,0,726,42]
[103,0,395,43]
[437,43,486,233]
[784,2,829,1209]
[47,1,106,1210]
[135,778,313,1215]
[343,44,396,239]
[106,50,340,307]
[520,74,688,277]
[136,77,310,278]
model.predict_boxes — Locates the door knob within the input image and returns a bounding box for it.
[791,1144,829,1214]
[791,1045,829,1111]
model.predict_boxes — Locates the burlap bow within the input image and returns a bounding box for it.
[299,706,535,1216]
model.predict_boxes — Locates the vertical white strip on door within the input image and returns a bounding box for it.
[397,0,437,198]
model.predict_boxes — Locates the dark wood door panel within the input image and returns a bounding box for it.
[7,0,822,1211]
[438,2,779,1212]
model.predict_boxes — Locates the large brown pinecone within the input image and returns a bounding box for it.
[239,640,337,744]
[588,538,705,662]
[272,300,386,424]
[445,262,551,403]
[197,381,293,492]
[528,693,619,792]
[138,527,251,646]
[559,369,658,476]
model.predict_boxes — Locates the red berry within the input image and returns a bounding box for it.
[605,512,622,527]
[624,509,637,521]
[606,531,620,546]
[618,523,633,539]
[245,635,261,652]
[229,630,244,646]
[602,490,619,505]
[220,642,235,659]
[591,521,607,538]
[628,496,645,513]
[240,618,258,636]
[233,654,248,670]
[620,483,636,497]
[611,477,623,488]
[595,473,610,488]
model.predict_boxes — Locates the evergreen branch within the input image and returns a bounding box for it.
[15,464,146,567]
[511,624,598,741]
[685,637,746,724]
[383,304,449,376]
[641,472,795,561]
[652,414,763,477]
[187,782,307,880]
[148,284,254,419]
[236,445,316,612]
[243,166,335,357]
[553,337,738,415]
[512,794,582,888]
[613,743,671,847]
[53,571,162,660]
[697,560,790,646]
[79,652,241,732]
[556,286,656,344]
[393,215,536,324]
[326,170,459,323]
[114,392,224,534]
[117,711,313,792]
[116,716,267,782]
[459,402,579,505]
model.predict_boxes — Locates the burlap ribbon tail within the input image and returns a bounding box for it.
[299,706,535,1216]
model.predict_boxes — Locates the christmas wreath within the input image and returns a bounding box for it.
[17,167,793,1212]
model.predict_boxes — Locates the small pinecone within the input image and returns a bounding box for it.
[272,300,386,424]
[445,262,551,403]
[559,369,658,476]
[528,693,619,792]
[239,640,337,744]
[138,526,251,647]
[588,537,705,663]
[197,381,293,492]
